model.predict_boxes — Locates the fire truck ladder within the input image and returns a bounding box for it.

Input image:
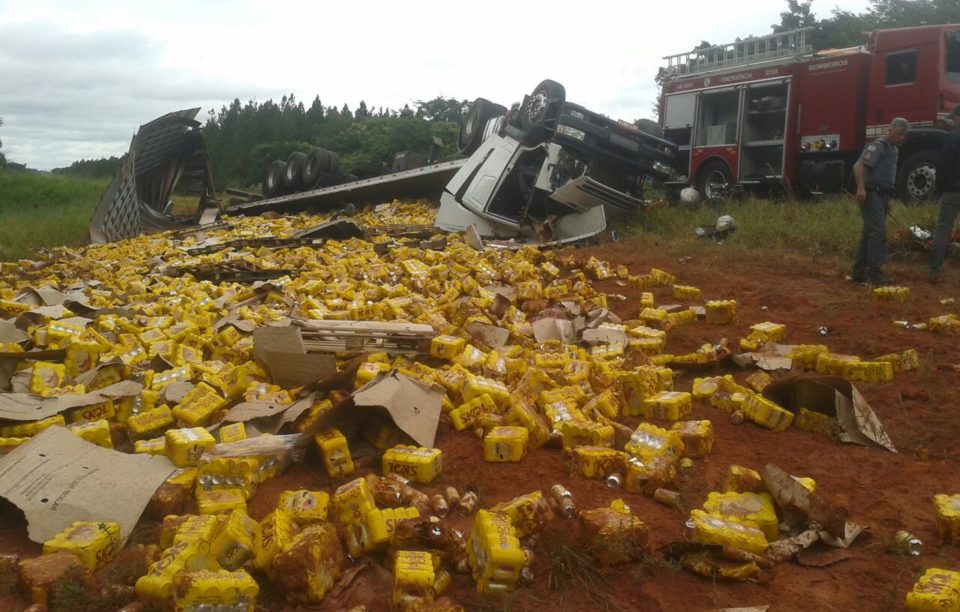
[663,27,813,78]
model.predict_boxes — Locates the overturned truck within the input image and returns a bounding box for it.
[90,109,219,243]
[227,80,678,244]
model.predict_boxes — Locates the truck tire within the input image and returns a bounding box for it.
[695,160,732,201]
[263,160,287,198]
[896,150,937,204]
[284,151,308,191]
[303,147,332,187]
[518,79,565,145]
[458,98,506,155]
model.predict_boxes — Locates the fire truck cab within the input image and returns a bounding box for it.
[660,25,960,202]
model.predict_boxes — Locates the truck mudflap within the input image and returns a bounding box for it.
[550,175,644,213]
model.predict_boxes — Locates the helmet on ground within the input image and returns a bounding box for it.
[716,215,736,232]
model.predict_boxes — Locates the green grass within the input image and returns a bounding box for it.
[625,194,940,263]
[0,171,108,262]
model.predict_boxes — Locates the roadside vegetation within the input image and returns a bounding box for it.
[0,171,107,261]
[0,167,943,272]
[627,195,939,265]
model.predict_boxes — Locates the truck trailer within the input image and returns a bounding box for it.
[659,25,960,202]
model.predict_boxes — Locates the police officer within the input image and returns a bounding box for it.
[851,118,909,286]
[928,105,960,284]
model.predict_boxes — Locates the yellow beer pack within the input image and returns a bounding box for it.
[254,510,300,576]
[686,509,769,555]
[43,520,120,571]
[333,477,378,526]
[430,335,466,360]
[209,509,259,571]
[165,427,216,467]
[127,405,175,439]
[702,491,779,541]
[564,446,628,480]
[66,400,115,424]
[905,568,960,611]
[314,429,355,478]
[483,426,529,462]
[393,550,436,607]
[382,445,443,484]
[348,507,421,556]
[172,382,227,427]
[673,285,702,301]
[742,394,795,431]
[641,391,692,421]
[705,300,737,325]
[67,419,113,449]
[722,465,764,493]
[218,422,247,444]
[197,488,247,515]
[134,436,167,455]
[624,422,685,461]
[670,420,713,457]
[197,457,260,499]
[173,569,259,612]
[278,490,330,525]
[933,494,960,544]
[0,414,66,438]
[467,510,525,593]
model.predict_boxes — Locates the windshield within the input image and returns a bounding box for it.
[947,30,960,83]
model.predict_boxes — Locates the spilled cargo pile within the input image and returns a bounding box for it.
[0,201,957,611]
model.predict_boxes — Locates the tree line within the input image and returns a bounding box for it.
[202,95,467,189]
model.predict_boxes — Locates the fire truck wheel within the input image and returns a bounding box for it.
[518,79,566,145]
[695,160,732,201]
[458,98,506,155]
[303,148,332,187]
[263,160,287,198]
[284,151,308,191]
[897,150,938,204]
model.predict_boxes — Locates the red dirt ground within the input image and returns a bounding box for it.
[2,239,959,611]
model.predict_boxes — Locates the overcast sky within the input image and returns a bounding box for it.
[0,0,870,170]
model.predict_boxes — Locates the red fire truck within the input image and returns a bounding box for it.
[659,25,960,202]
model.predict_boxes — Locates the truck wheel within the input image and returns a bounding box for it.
[695,160,732,201]
[518,79,565,145]
[458,98,506,155]
[284,151,308,191]
[896,150,937,204]
[303,148,331,187]
[263,160,286,198]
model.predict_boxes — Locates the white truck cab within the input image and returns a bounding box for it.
[435,80,677,243]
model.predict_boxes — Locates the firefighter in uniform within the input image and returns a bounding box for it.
[851,117,910,286]
[928,105,960,284]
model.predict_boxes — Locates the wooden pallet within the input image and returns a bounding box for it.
[298,320,436,355]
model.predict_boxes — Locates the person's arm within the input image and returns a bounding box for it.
[853,160,866,205]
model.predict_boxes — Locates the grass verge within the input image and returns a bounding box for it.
[624,195,940,265]
[0,171,108,262]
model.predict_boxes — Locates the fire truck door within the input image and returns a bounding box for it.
[870,47,922,126]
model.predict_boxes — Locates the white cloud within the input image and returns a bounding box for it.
[0,0,871,169]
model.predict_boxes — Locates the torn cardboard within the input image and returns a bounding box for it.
[465,322,510,350]
[253,326,337,388]
[0,426,174,542]
[581,327,628,346]
[0,380,143,421]
[310,370,443,448]
[733,343,794,371]
[762,464,849,538]
[763,376,896,452]
[0,320,29,345]
[532,317,575,343]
